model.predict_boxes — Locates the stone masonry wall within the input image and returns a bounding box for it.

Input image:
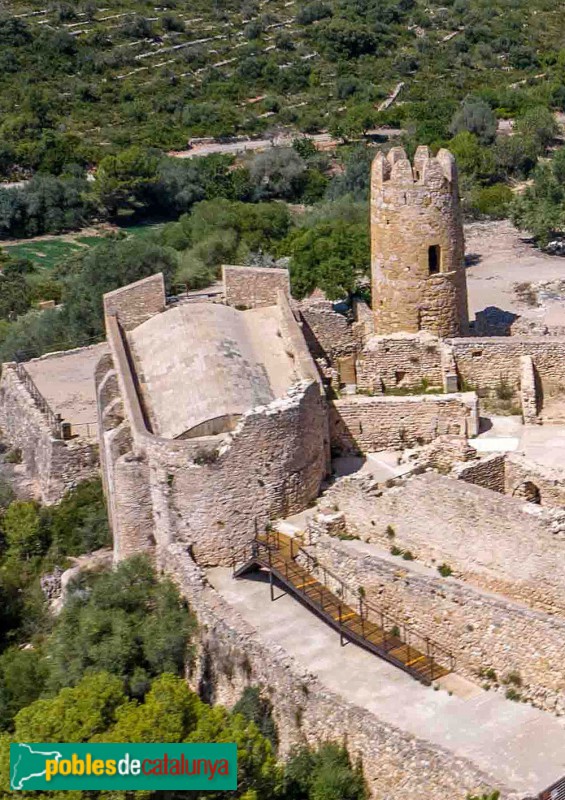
[330,392,478,454]
[450,337,565,396]
[101,281,329,568]
[505,453,565,508]
[453,453,506,494]
[452,450,565,508]
[305,533,565,716]
[356,333,444,391]
[223,265,290,309]
[297,300,358,363]
[321,471,565,616]
[103,273,166,331]
[520,355,540,423]
[161,544,508,800]
[149,381,329,567]
[0,364,99,503]
[371,147,469,337]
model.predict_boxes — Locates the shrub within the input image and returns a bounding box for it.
[502,670,522,687]
[0,478,14,509]
[45,478,111,558]
[233,686,278,748]
[438,563,453,578]
[470,184,513,219]
[46,555,195,696]
[450,98,497,144]
[495,378,514,401]
[4,448,21,465]
[194,448,220,465]
[283,742,367,800]
[467,793,500,800]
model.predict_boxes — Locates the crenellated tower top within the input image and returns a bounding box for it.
[372,145,458,192]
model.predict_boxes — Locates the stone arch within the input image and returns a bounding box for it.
[512,481,541,504]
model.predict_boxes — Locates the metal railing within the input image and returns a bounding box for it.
[234,529,455,682]
[538,775,565,800]
[70,421,98,439]
[12,362,63,438]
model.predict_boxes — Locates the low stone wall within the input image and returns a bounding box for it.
[321,471,565,616]
[0,364,99,503]
[330,392,478,454]
[454,453,506,494]
[451,449,565,509]
[223,265,290,309]
[415,434,477,473]
[305,533,565,716]
[356,333,444,392]
[161,544,506,800]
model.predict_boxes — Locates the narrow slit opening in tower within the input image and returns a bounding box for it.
[428,245,441,275]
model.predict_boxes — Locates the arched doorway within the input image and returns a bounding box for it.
[512,481,541,504]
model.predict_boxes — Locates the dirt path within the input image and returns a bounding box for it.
[169,128,404,159]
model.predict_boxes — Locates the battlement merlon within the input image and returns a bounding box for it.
[371,146,458,191]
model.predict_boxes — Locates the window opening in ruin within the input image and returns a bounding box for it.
[428,245,441,275]
[395,370,406,385]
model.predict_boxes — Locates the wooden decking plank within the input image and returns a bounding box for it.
[242,533,452,685]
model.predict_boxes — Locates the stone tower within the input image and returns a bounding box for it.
[371,145,469,338]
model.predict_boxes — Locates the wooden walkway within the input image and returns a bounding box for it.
[234,531,453,685]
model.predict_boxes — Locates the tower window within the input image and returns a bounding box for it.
[428,245,441,275]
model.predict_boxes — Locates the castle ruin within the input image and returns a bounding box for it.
[3,146,565,798]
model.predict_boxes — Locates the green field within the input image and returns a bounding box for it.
[2,237,100,271]
[1,225,165,272]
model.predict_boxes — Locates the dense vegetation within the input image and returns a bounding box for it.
[0,477,367,800]
[1,0,565,173]
[2,0,565,359]
[0,168,374,362]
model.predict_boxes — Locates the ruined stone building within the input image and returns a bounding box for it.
[3,146,565,799]
[96,272,329,565]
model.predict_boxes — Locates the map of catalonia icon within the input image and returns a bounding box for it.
[11,744,64,791]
